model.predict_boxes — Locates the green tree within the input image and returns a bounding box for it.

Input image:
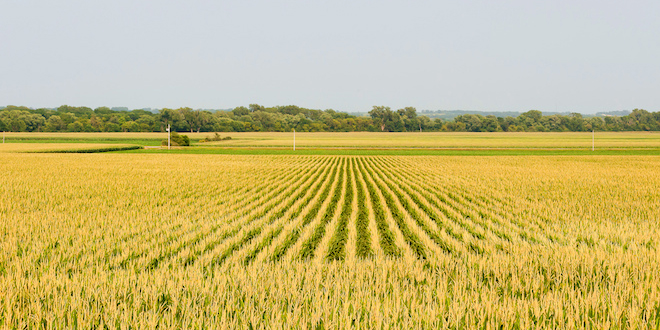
[369,106,403,131]
[249,104,265,112]
[67,121,84,132]
[232,106,249,116]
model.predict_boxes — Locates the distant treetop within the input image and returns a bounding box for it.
[0,104,657,133]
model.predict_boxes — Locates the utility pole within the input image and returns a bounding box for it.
[167,124,171,150]
[592,129,594,151]
[293,129,296,151]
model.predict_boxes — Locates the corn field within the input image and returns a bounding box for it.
[1,154,659,329]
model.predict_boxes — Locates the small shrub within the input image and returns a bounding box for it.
[201,132,232,142]
[162,132,190,146]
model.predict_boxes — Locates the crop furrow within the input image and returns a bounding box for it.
[370,158,470,243]
[356,158,401,257]
[270,163,341,262]
[243,158,337,265]
[326,159,354,261]
[352,158,373,258]
[122,157,330,270]
[106,158,321,270]
[242,225,284,265]
[185,158,334,267]
[361,159,426,259]
[387,157,548,244]
[299,159,346,260]
[375,158,494,243]
[366,158,457,256]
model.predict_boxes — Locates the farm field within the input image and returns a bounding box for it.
[3,131,660,149]
[0,143,140,153]
[1,153,659,328]
[200,131,660,149]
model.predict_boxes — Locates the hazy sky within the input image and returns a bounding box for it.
[1,0,659,113]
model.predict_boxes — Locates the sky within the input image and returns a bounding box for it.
[1,0,659,113]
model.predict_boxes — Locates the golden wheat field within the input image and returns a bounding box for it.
[1,153,660,329]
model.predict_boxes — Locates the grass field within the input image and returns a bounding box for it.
[3,131,660,149]
[0,143,140,153]
[2,152,659,328]
[119,146,660,156]
[200,131,660,149]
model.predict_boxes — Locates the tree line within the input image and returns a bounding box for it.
[1,104,659,133]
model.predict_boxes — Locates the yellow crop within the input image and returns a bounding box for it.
[1,154,659,329]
